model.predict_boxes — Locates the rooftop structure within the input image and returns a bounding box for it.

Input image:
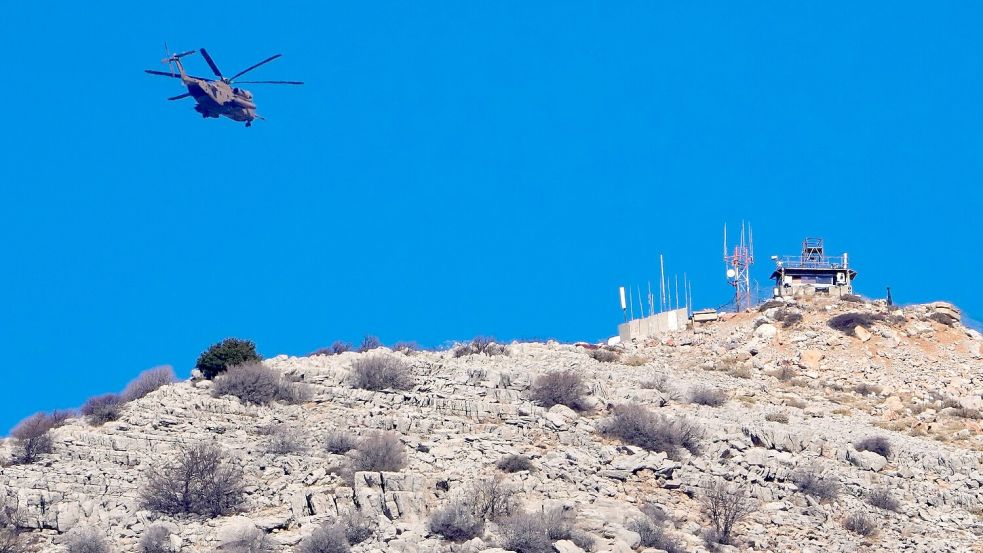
[770,238,857,299]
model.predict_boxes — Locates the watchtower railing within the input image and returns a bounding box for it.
[774,255,849,269]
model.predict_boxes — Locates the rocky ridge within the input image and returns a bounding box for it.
[1,297,982,552]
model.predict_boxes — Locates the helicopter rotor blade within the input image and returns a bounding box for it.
[167,93,192,101]
[199,48,224,79]
[232,80,304,85]
[145,69,213,81]
[228,54,282,82]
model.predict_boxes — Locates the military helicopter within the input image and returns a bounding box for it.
[145,47,303,126]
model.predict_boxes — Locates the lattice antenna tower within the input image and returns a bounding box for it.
[723,222,755,311]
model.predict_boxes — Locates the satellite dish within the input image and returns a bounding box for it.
[726,269,737,278]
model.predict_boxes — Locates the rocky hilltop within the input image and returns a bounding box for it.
[2,297,982,552]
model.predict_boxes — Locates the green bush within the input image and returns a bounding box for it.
[196,338,261,380]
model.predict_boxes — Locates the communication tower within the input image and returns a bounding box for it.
[723,222,755,311]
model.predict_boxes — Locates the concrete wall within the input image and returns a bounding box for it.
[618,308,689,342]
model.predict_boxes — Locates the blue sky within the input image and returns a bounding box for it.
[1,1,981,433]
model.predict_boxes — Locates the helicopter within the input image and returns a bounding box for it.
[145,47,303,126]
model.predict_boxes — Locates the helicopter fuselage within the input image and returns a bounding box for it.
[184,78,257,124]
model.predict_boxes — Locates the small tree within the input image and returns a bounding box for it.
[357,335,382,353]
[8,412,58,465]
[196,338,261,380]
[701,480,754,546]
[352,432,406,472]
[529,370,588,411]
[123,366,177,402]
[142,442,245,517]
[496,454,534,473]
[600,403,702,459]
[81,394,123,426]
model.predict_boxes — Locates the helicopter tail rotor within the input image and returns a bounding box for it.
[160,42,196,75]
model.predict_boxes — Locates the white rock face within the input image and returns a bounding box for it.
[1,299,982,552]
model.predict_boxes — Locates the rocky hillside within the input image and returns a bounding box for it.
[2,297,982,552]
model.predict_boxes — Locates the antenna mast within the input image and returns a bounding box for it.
[723,221,755,311]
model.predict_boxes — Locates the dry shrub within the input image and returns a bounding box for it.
[623,355,647,367]
[429,501,485,542]
[600,403,702,459]
[853,383,882,397]
[430,477,520,542]
[123,366,177,402]
[765,412,789,423]
[758,300,784,312]
[142,442,245,517]
[0,503,28,553]
[344,515,374,545]
[496,455,534,473]
[529,370,588,411]
[8,412,60,465]
[81,394,123,426]
[855,436,891,458]
[794,469,840,501]
[701,479,755,547]
[843,512,877,536]
[627,514,682,553]
[589,349,619,363]
[786,397,808,409]
[866,487,900,512]
[729,366,752,379]
[350,356,413,391]
[951,407,983,419]
[841,294,866,303]
[775,309,804,328]
[296,522,350,553]
[393,341,419,354]
[324,430,358,454]
[828,312,883,336]
[218,525,272,552]
[322,341,352,355]
[497,511,552,553]
[352,432,406,472]
[768,366,798,381]
[264,424,308,454]
[357,335,383,353]
[689,386,727,407]
[139,524,176,553]
[453,337,508,357]
[196,338,261,380]
[212,363,311,405]
[65,526,110,553]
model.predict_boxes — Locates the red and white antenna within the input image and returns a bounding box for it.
[723,221,755,311]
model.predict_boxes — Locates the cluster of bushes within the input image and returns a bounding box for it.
[138,524,177,553]
[312,341,353,356]
[599,403,702,459]
[211,362,311,406]
[866,487,900,512]
[324,430,358,455]
[529,370,589,411]
[774,308,804,328]
[350,432,407,472]
[6,411,68,465]
[429,477,520,542]
[842,512,877,537]
[453,337,508,358]
[350,356,413,391]
[0,502,29,553]
[263,423,309,455]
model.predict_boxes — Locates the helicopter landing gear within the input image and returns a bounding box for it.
[245,121,252,127]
